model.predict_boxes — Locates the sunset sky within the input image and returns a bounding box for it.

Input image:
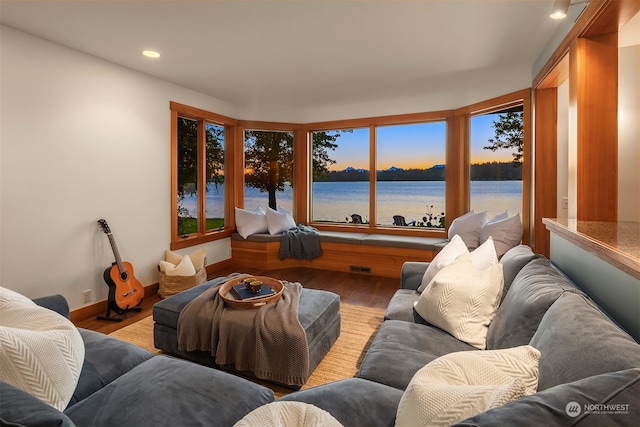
[325,113,515,171]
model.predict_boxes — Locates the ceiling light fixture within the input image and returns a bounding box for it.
[550,0,571,19]
[142,50,161,59]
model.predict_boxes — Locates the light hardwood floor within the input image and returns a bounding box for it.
[75,265,400,334]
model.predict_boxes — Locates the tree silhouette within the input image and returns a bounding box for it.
[244,130,345,209]
[311,131,344,180]
[483,111,524,167]
[244,131,294,210]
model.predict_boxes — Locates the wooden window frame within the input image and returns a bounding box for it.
[303,116,450,237]
[171,89,531,247]
[236,120,302,216]
[170,102,237,250]
[300,96,531,240]
[454,89,532,245]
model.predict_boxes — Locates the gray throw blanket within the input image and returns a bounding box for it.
[279,224,322,260]
[177,276,310,386]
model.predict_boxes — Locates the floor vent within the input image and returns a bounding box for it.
[349,265,372,273]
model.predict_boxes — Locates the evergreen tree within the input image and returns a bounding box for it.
[483,111,524,167]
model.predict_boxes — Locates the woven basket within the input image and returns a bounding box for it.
[158,268,207,299]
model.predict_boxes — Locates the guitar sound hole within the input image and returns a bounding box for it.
[120,272,128,280]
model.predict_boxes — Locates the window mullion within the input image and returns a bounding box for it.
[369,125,377,228]
[198,120,207,234]
[170,110,179,242]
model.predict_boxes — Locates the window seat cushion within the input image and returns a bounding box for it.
[231,231,447,251]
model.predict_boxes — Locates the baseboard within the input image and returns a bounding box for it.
[71,258,234,323]
[70,283,158,323]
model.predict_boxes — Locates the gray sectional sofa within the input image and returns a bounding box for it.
[0,295,275,427]
[3,245,638,426]
[280,246,640,426]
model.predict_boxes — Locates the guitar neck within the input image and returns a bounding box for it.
[106,232,127,278]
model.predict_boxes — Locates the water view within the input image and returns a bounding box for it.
[181,180,522,226]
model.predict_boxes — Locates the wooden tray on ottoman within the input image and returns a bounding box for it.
[219,276,283,310]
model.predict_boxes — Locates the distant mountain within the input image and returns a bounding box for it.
[344,166,367,173]
[316,162,521,182]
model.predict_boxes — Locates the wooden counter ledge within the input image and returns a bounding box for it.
[543,219,640,280]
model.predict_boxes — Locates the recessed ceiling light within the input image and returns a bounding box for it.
[142,50,161,58]
[550,0,570,19]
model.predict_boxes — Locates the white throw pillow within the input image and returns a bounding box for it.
[235,207,268,239]
[419,235,498,293]
[480,213,523,257]
[419,235,468,292]
[414,253,504,349]
[159,254,196,276]
[0,287,85,411]
[487,210,509,223]
[234,401,343,427]
[165,248,207,272]
[265,206,296,235]
[448,211,487,249]
[395,345,540,427]
[469,236,499,272]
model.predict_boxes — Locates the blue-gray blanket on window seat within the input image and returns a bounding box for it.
[279,224,322,260]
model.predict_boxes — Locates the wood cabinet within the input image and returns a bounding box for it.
[532,0,639,257]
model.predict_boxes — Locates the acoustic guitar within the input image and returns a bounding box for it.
[97,219,144,319]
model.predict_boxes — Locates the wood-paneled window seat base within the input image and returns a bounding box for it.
[231,231,448,278]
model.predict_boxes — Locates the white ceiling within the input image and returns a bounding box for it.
[0,1,567,120]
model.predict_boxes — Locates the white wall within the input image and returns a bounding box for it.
[556,81,569,219]
[0,26,235,309]
[618,13,640,222]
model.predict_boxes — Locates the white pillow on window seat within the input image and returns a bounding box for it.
[480,213,523,257]
[447,211,487,249]
[266,206,296,235]
[487,210,509,223]
[235,206,268,239]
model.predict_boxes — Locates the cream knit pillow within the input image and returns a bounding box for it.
[159,254,196,276]
[414,253,503,349]
[395,345,540,427]
[235,401,343,427]
[420,234,468,291]
[0,287,85,411]
[419,236,499,293]
[165,247,207,272]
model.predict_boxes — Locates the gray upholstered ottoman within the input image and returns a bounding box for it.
[153,275,341,388]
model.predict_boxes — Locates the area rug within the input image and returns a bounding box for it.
[109,303,385,396]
